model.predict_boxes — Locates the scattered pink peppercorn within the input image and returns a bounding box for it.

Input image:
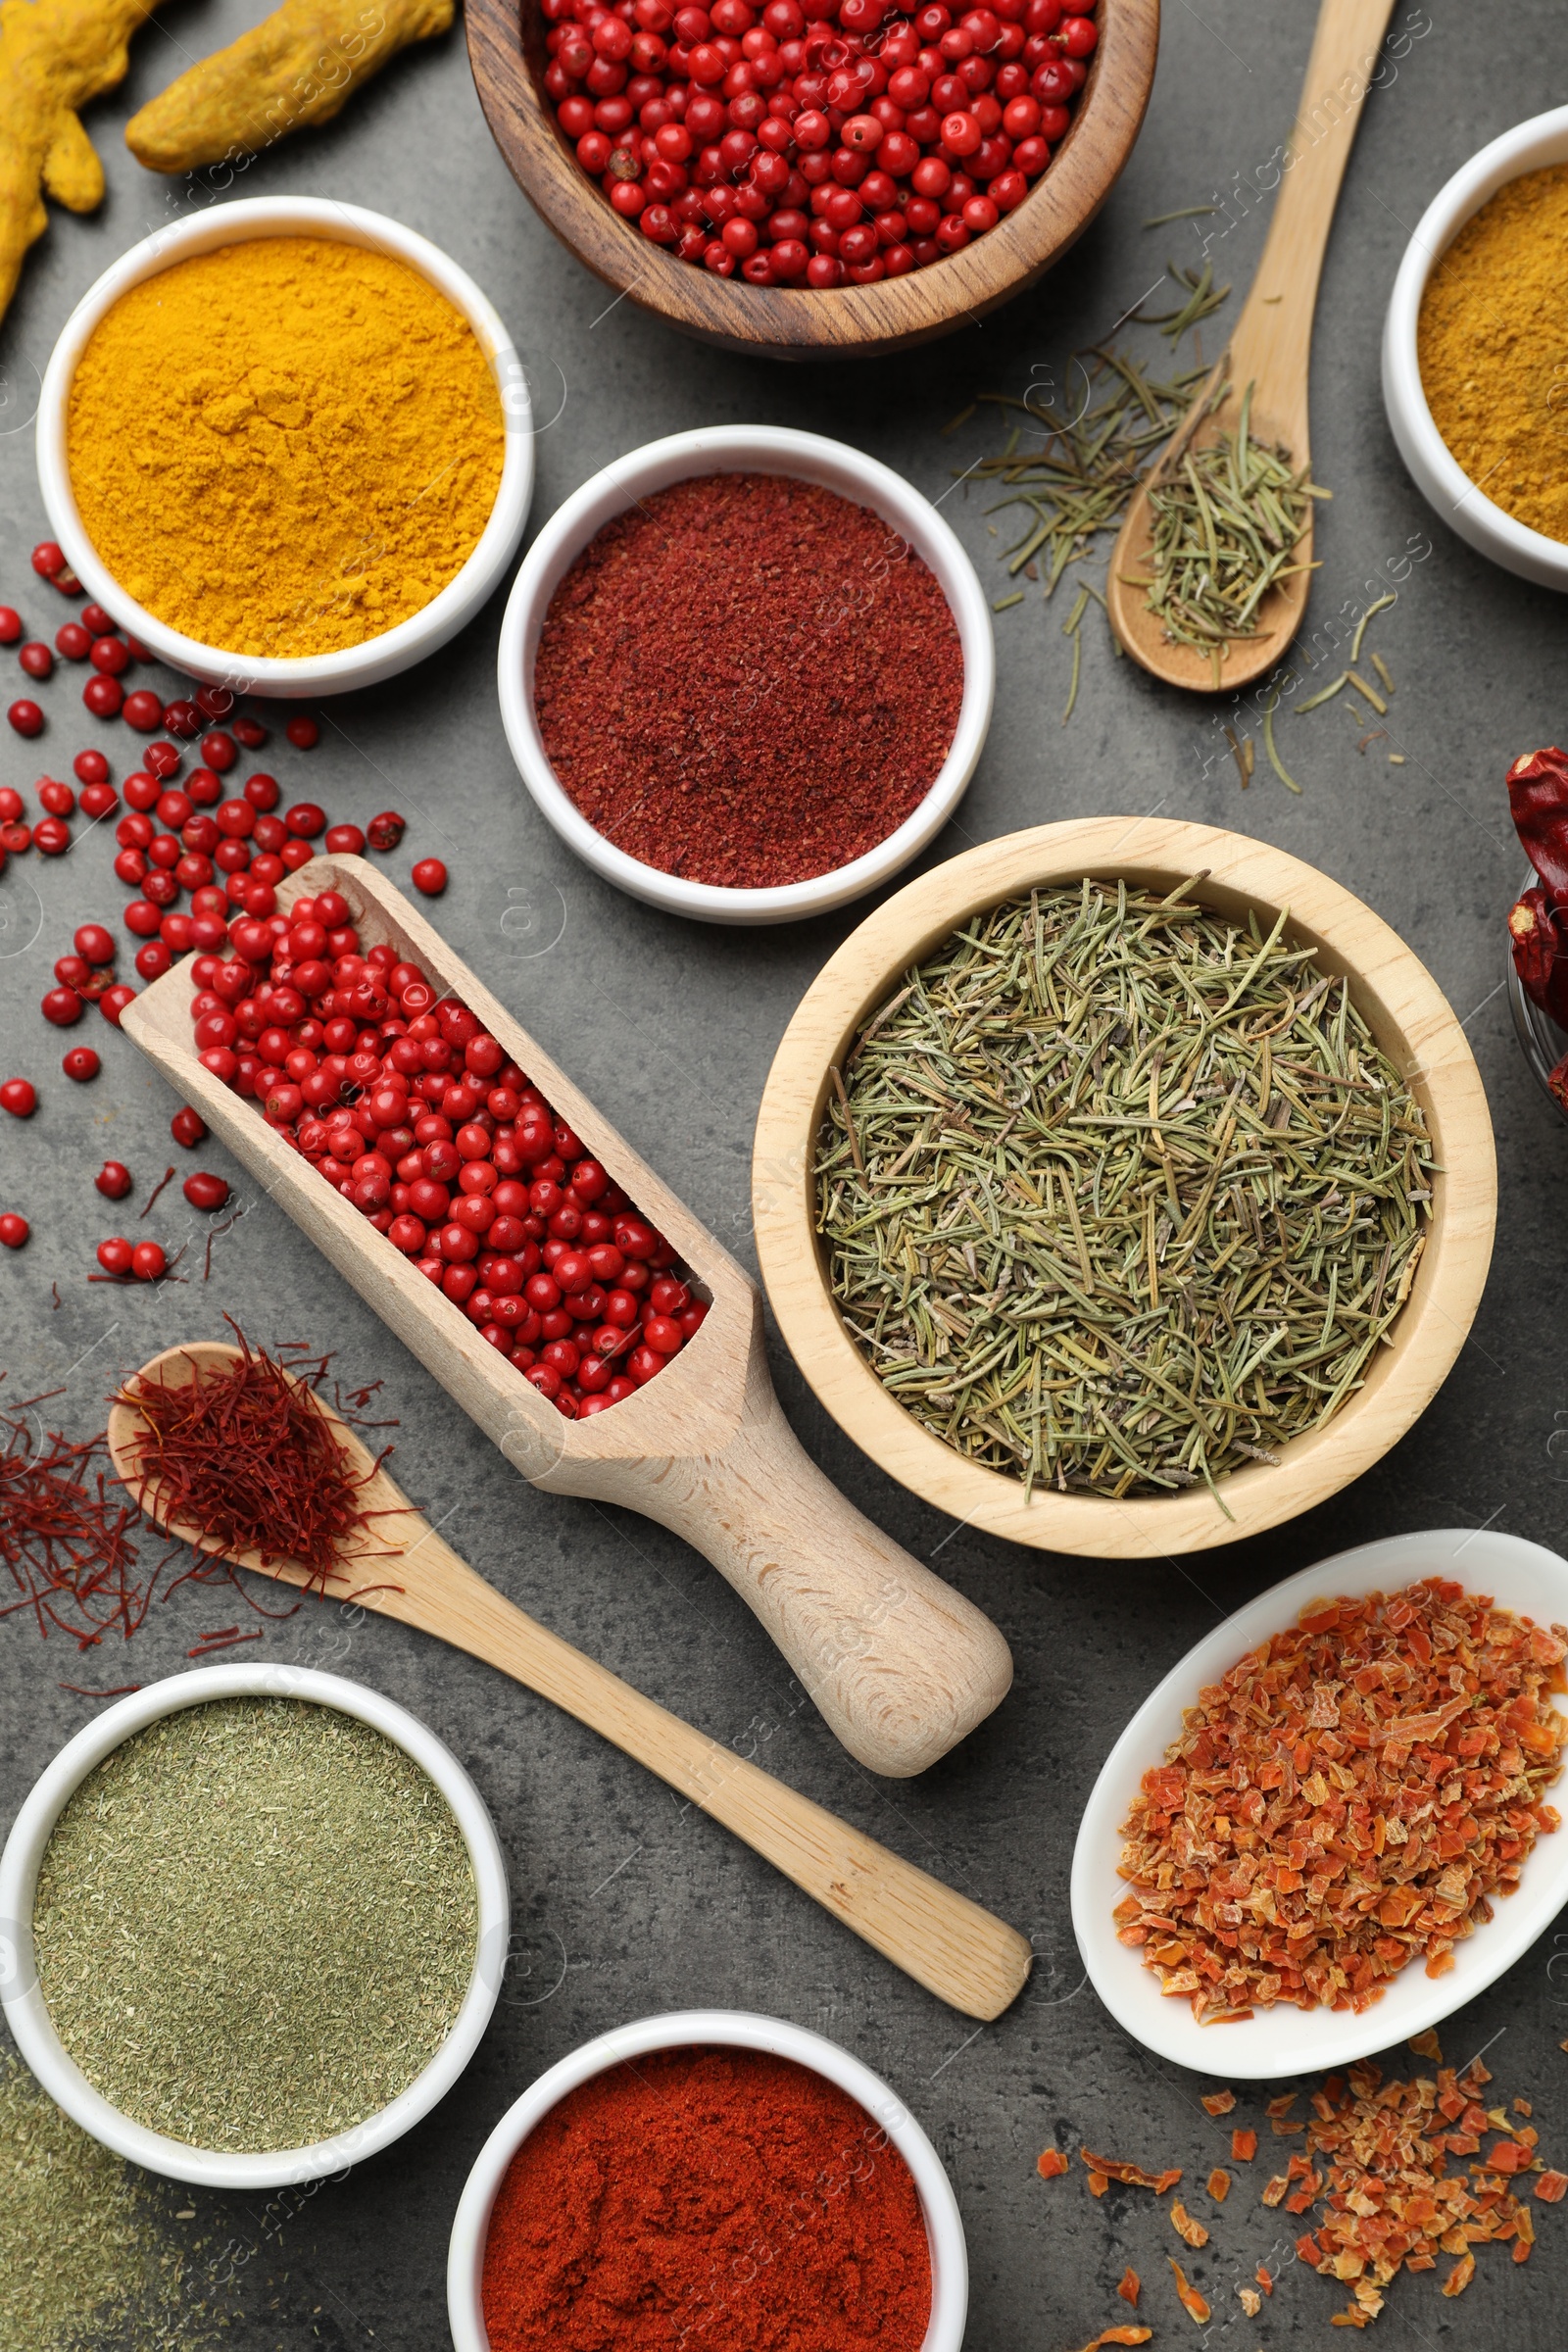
[90,634,129,675]
[163,699,202,738]
[79,781,118,817]
[144,741,181,779]
[41,985,83,1026]
[130,1240,167,1281]
[0,1213,28,1250]
[9,699,44,737]
[285,714,319,749]
[412,858,448,896]
[74,922,116,964]
[38,778,74,815]
[0,788,22,821]
[367,809,406,851]
[95,1160,133,1199]
[83,675,123,718]
[0,1078,37,1117]
[324,823,366,854]
[62,1046,100,1081]
[171,1106,207,1148]
[19,640,53,681]
[231,715,268,749]
[33,815,70,855]
[285,801,325,837]
[0,608,22,645]
[122,688,163,732]
[97,1236,133,1274]
[55,620,91,661]
[97,984,137,1025]
[183,1170,230,1211]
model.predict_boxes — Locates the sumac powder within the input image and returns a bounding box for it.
[532,472,964,890]
[479,2044,933,2351]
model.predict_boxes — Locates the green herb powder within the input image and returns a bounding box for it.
[32,1698,478,2152]
[0,2043,197,2352]
[816,881,1434,1503]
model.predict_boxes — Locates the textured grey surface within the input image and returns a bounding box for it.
[3,2,1568,2346]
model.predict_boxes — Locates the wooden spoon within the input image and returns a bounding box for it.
[106,1341,1034,2024]
[1107,0,1396,691]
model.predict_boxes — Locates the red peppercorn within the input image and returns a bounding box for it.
[171,1106,207,1148]
[33,815,70,855]
[82,675,123,719]
[1,1078,37,1117]
[54,619,91,661]
[19,640,53,680]
[411,858,448,896]
[89,634,129,675]
[285,715,319,749]
[367,810,407,851]
[41,985,83,1026]
[122,688,163,731]
[31,541,69,582]
[8,699,44,737]
[134,941,172,981]
[74,921,116,965]
[0,608,21,645]
[0,1213,28,1250]
[144,741,181,779]
[97,984,137,1026]
[231,715,268,749]
[95,1159,133,1198]
[284,802,325,837]
[163,699,202,739]
[38,777,74,815]
[130,1240,167,1282]
[0,788,23,822]
[324,823,366,854]
[97,1236,133,1275]
[62,1045,100,1081]
[183,1171,230,1210]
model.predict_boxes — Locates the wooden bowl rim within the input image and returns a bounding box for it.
[751,816,1498,1557]
[466,0,1161,355]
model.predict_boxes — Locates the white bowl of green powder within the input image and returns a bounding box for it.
[0,1666,509,2189]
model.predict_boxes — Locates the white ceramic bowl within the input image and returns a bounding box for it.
[1072,1530,1568,2080]
[1384,108,1568,590]
[0,1664,510,2188]
[497,426,995,926]
[446,2009,966,2350]
[36,197,534,697]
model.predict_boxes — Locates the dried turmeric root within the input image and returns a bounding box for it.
[0,0,160,328]
[125,0,454,174]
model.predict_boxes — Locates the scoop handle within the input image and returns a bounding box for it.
[558,1324,1013,1779]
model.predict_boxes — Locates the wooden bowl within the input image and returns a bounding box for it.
[466,0,1160,361]
[752,818,1498,1557]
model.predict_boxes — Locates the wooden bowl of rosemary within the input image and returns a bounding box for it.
[752,818,1497,1557]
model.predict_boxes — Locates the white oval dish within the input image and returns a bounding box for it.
[1383,107,1568,591]
[496,425,995,926]
[0,1664,510,2188]
[36,197,534,697]
[447,2008,966,2350]
[1071,1530,1568,2080]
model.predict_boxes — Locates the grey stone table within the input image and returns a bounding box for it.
[3,3,1566,2345]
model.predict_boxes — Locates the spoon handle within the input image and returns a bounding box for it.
[345,1480,1033,2023]
[1230,0,1398,416]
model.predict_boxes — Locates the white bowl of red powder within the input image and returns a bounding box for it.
[446,2008,966,2350]
[497,426,994,924]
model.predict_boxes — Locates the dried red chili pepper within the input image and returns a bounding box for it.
[1510,746,1568,898]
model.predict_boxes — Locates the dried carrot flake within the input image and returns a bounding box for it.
[1200,2088,1236,2115]
[1261,2174,1290,2207]
[1441,2252,1475,2297]
[1331,2305,1369,2328]
[1088,2171,1109,2197]
[1080,2331,1152,2349]
[1536,2170,1568,2203]
[1037,2146,1069,2180]
[1231,2127,1257,2162]
[1169,2259,1210,2326]
[1117,2268,1140,2307]
[1408,2028,1444,2061]
[1169,2200,1208,2248]
[1238,2286,1261,2317]
[1081,2149,1180,2192]
[1255,2264,1273,2295]
[1206,2167,1231,2203]
[1113,1581,1567,2020]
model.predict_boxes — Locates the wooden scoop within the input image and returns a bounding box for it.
[1107,0,1396,691]
[107,1342,1032,2022]
[120,856,1011,1781]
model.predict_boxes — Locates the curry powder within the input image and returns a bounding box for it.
[1417,164,1568,548]
[66,234,504,659]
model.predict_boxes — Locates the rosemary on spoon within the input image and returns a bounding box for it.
[815,881,1434,1508]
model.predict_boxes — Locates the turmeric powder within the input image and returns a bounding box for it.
[0,0,160,330]
[66,236,505,660]
[1418,164,1568,548]
[125,0,452,175]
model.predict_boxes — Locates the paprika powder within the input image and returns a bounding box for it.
[532,471,965,890]
[479,2045,933,2350]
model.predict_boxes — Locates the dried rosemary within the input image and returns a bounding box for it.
[33,1697,477,2152]
[1139,382,1328,676]
[815,882,1435,1505]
